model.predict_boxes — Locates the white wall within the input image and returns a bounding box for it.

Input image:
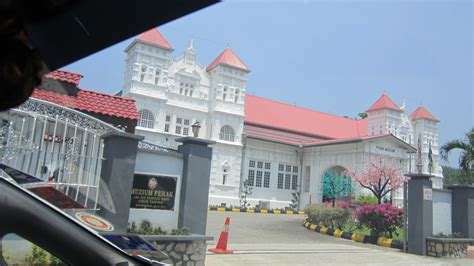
[129,150,183,231]
[432,189,452,235]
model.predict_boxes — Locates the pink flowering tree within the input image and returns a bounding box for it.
[347,156,406,204]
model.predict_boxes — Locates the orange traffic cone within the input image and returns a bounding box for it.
[208,217,233,254]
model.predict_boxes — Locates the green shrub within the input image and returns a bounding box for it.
[304,204,352,230]
[170,227,190,235]
[24,245,65,265]
[356,194,378,205]
[127,220,190,235]
[433,232,464,238]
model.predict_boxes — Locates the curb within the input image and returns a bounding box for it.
[208,207,305,215]
[302,219,403,250]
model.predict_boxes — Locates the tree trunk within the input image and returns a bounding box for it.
[332,197,336,207]
[377,195,382,204]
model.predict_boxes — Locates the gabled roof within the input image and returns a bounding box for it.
[44,70,83,85]
[127,28,173,51]
[244,124,326,146]
[411,106,439,122]
[206,47,250,73]
[244,95,367,140]
[304,134,416,152]
[367,94,401,112]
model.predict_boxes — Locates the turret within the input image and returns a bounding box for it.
[411,106,442,186]
[367,94,403,136]
[207,47,249,105]
[207,47,249,143]
[123,28,173,95]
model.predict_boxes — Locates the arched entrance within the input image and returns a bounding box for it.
[321,166,353,206]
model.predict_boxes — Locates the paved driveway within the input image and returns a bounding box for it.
[205,211,471,265]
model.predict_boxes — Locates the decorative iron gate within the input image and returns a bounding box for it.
[0,98,120,209]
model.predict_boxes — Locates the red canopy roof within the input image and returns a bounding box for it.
[411,106,439,122]
[32,70,138,121]
[32,89,139,120]
[44,70,83,85]
[137,28,173,50]
[244,95,367,140]
[367,94,401,112]
[206,47,250,72]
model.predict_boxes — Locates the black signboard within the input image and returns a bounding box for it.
[130,174,177,210]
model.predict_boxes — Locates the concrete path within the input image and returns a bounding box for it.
[205,211,471,265]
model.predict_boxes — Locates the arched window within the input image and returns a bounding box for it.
[219,125,235,142]
[138,109,154,129]
[222,161,231,185]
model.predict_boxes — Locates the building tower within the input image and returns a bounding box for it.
[367,94,403,136]
[411,106,443,188]
[206,47,250,205]
[123,28,173,97]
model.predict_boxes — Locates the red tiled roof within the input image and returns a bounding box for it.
[411,106,439,122]
[137,28,173,50]
[44,70,83,85]
[367,94,401,112]
[32,89,139,120]
[244,95,367,140]
[206,47,250,72]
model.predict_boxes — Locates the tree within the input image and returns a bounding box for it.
[348,156,406,204]
[240,179,253,208]
[441,128,474,179]
[321,169,353,207]
[358,112,368,119]
[289,191,300,211]
[442,166,474,187]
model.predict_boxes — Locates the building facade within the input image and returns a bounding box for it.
[122,28,443,209]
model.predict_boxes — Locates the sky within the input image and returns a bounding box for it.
[64,0,473,167]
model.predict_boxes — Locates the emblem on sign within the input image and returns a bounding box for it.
[75,212,114,231]
[148,177,158,190]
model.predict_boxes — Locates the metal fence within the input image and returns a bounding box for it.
[0,98,119,209]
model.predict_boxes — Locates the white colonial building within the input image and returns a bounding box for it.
[121,28,443,209]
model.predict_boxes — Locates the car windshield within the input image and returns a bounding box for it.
[0,1,472,265]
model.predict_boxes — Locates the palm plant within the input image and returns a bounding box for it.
[441,128,474,176]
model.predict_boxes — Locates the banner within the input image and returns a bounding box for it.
[130,174,177,210]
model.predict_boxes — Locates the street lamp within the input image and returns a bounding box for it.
[191,121,201,137]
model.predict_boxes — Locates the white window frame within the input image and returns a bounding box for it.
[138,109,154,129]
[248,160,271,188]
[278,163,298,190]
[219,125,235,142]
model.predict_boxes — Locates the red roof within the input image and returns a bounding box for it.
[137,28,173,50]
[411,106,439,122]
[244,124,326,146]
[32,89,139,120]
[44,70,83,85]
[244,95,367,140]
[206,47,250,72]
[367,94,401,112]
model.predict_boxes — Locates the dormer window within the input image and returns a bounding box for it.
[132,64,139,80]
[154,69,160,85]
[178,77,196,97]
[235,89,240,103]
[223,86,228,101]
[140,65,147,82]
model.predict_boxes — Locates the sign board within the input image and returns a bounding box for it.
[423,187,432,201]
[130,174,177,210]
